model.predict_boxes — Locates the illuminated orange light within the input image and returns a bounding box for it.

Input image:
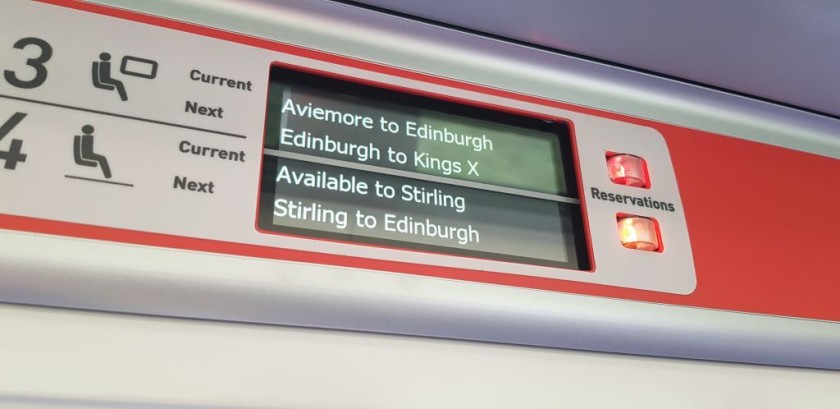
[617,216,660,251]
[607,154,648,187]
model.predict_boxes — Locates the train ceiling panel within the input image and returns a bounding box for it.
[350,0,840,119]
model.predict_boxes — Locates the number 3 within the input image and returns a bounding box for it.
[4,37,53,89]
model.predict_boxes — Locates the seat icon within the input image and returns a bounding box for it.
[91,52,158,102]
[73,125,111,179]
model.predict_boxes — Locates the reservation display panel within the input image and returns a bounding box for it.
[258,67,589,268]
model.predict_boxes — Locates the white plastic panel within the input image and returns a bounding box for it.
[1,230,838,370]
[1,304,839,408]
[574,116,694,293]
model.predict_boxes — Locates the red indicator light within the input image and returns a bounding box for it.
[617,216,660,252]
[607,154,649,188]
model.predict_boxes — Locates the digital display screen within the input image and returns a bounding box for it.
[258,67,588,268]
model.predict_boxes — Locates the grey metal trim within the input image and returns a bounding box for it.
[0,231,838,370]
[87,0,840,159]
[265,149,581,203]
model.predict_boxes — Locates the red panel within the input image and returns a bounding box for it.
[665,125,840,320]
[12,0,839,321]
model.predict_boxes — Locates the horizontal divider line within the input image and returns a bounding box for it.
[0,93,247,139]
[263,148,580,204]
[64,174,134,187]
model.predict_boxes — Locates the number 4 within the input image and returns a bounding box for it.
[0,112,28,170]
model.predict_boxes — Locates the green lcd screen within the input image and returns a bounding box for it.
[259,66,588,269]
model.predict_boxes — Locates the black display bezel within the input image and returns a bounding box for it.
[258,65,590,270]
